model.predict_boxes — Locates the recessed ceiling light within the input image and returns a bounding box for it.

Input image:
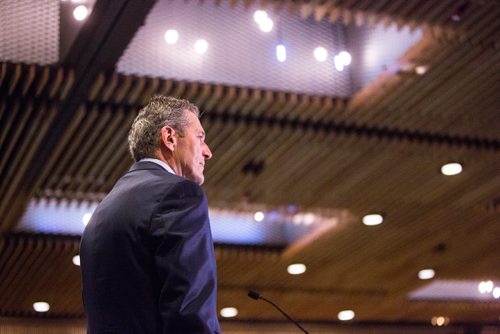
[410,279,500,301]
[478,280,494,294]
[259,17,273,32]
[253,10,268,25]
[33,301,50,313]
[362,214,383,226]
[72,255,81,266]
[418,269,435,280]
[194,39,208,54]
[73,5,89,21]
[314,47,328,62]
[337,51,352,66]
[492,287,500,299]
[338,310,355,321]
[441,162,462,176]
[164,29,179,44]
[294,213,315,225]
[276,44,286,62]
[431,316,450,326]
[334,55,344,71]
[220,307,238,318]
[287,263,306,275]
[83,212,92,226]
[254,211,264,222]
[415,65,428,75]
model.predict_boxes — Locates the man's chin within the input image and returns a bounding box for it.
[188,173,204,185]
[197,176,205,185]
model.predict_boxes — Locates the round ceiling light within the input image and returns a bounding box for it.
[287,263,306,275]
[72,255,81,266]
[33,301,50,313]
[220,307,238,318]
[164,29,179,44]
[441,162,462,176]
[362,214,383,226]
[418,269,435,280]
[431,316,450,326]
[314,47,328,62]
[254,211,264,222]
[194,39,208,54]
[338,310,355,321]
[73,5,89,21]
[83,212,92,226]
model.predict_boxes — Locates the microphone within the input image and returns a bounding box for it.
[247,290,309,334]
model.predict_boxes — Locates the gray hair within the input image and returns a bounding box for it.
[128,95,200,162]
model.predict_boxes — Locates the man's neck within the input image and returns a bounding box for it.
[140,158,175,175]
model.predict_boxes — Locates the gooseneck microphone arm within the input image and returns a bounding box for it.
[247,290,309,334]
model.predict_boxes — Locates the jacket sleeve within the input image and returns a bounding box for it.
[149,179,221,334]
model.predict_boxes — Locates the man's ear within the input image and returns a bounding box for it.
[161,126,177,152]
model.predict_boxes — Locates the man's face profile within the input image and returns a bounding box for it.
[173,110,212,185]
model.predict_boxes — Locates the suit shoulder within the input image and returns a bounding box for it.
[164,177,205,199]
[123,166,205,200]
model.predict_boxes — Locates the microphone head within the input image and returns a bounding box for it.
[248,290,261,300]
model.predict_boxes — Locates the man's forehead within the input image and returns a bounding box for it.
[185,110,204,132]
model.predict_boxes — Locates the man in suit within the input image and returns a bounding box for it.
[80,95,221,333]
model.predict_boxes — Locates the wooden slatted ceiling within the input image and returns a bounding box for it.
[216,0,497,42]
[1,56,498,210]
[348,34,499,139]
[0,63,74,199]
[0,234,82,317]
[0,0,499,326]
[1,223,498,322]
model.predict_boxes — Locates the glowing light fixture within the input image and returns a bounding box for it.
[287,263,306,275]
[478,280,494,294]
[260,17,273,32]
[33,302,50,313]
[253,10,267,25]
[220,307,238,318]
[338,51,352,65]
[83,212,92,226]
[73,5,89,21]
[254,10,273,32]
[314,47,328,62]
[431,316,450,326]
[254,211,265,222]
[276,44,286,62]
[164,29,179,44]
[334,51,352,71]
[418,269,435,280]
[194,39,208,54]
[72,255,81,266]
[338,310,355,321]
[441,162,462,176]
[451,14,461,22]
[362,214,383,226]
[415,65,428,75]
[334,55,344,71]
[305,213,316,225]
[492,287,500,299]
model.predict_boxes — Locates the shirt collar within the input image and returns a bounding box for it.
[139,158,176,175]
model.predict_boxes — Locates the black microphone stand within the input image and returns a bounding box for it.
[248,290,309,334]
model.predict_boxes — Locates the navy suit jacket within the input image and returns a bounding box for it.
[80,161,221,333]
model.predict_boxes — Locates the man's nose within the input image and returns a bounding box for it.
[203,143,212,160]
